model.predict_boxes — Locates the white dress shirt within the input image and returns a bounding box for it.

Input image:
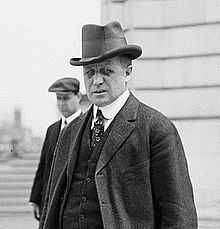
[61,109,81,130]
[92,90,130,131]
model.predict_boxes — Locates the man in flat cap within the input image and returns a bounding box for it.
[30,77,82,221]
[40,22,197,229]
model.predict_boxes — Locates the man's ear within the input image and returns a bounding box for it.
[125,65,132,82]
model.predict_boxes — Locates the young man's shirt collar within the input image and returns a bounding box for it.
[61,109,81,129]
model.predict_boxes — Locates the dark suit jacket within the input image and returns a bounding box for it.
[39,93,197,229]
[29,120,61,208]
[30,114,82,210]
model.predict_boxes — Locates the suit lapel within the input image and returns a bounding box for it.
[96,94,139,174]
[48,120,61,152]
[44,114,84,214]
[54,120,61,139]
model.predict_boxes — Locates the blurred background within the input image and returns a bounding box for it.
[0,0,220,228]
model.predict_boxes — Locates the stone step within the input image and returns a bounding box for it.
[0,197,29,206]
[0,182,32,190]
[0,164,14,171]
[21,153,40,160]
[8,159,39,168]
[0,174,34,183]
[0,157,38,216]
[0,205,32,215]
[0,189,30,198]
[0,167,36,175]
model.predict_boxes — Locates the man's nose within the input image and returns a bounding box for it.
[58,100,65,105]
[93,72,104,85]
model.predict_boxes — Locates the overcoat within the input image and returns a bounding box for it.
[39,93,197,229]
[30,120,61,208]
[30,114,82,210]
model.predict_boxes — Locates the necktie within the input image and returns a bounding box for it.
[63,119,67,128]
[91,109,105,150]
[58,119,68,141]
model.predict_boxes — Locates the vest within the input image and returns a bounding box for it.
[62,113,113,229]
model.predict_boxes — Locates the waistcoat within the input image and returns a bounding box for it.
[62,113,113,229]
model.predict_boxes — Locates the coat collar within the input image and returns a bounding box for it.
[66,93,139,183]
[48,112,84,199]
[48,120,61,146]
[96,93,139,174]
[93,89,130,120]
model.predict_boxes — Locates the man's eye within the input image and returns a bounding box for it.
[100,68,114,76]
[57,96,68,101]
[85,69,95,78]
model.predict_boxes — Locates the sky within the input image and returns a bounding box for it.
[0,0,101,136]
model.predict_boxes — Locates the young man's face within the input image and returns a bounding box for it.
[83,56,129,107]
[56,92,80,118]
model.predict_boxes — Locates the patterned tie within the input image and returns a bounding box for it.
[91,109,105,150]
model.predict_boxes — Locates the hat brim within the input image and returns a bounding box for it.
[70,45,142,66]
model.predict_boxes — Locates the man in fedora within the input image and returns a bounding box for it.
[30,77,82,221]
[40,22,197,229]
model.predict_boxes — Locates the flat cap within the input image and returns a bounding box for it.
[48,77,80,93]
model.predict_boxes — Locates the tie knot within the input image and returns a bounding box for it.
[96,109,104,119]
[95,109,105,125]
[64,119,68,126]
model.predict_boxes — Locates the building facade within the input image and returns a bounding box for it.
[101,0,220,227]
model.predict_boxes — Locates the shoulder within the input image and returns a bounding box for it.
[135,101,183,156]
[46,120,61,133]
[137,99,176,136]
[77,107,92,123]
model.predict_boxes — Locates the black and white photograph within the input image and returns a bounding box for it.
[0,0,219,228]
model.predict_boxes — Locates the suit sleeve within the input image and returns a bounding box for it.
[29,128,50,206]
[149,114,198,229]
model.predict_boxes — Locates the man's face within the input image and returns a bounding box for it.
[56,92,80,118]
[83,56,129,107]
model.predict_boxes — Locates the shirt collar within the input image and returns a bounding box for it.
[93,90,130,120]
[61,109,81,125]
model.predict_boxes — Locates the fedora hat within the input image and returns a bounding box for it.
[70,21,142,66]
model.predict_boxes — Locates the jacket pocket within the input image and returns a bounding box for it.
[119,160,154,220]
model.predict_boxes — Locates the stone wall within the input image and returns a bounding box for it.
[101,0,220,226]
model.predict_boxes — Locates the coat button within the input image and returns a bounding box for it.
[82,196,87,202]
[86,177,91,182]
[97,172,104,176]
[101,200,105,204]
